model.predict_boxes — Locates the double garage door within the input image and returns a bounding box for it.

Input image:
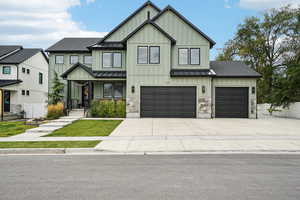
[140,86,249,118]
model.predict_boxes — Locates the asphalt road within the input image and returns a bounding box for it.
[0,154,300,200]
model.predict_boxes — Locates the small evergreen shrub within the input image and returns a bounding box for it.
[90,100,126,118]
[47,102,65,119]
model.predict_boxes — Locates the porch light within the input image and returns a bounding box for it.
[252,87,255,94]
[131,86,135,93]
[202,86,206,94]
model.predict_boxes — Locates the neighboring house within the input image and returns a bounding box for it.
[46,1,261,119]
[0,45,48,118]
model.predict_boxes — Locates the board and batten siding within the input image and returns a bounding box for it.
[154,10,210,69]
[126,23,212,118]
[105,5,160,42]
[212,78,257,119]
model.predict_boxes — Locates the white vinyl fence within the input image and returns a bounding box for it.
[258,102,300,119]
[22,103,47,119]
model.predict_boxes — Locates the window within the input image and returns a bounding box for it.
[103,83,124,98]
[2,66,11,74]
[26,69,30,74]
[103,83,113,98]
[149,46,160,64]
[190,48,200,65]
[21,90,25,95]
[55,55,64,64]
[70,55,79,64]
[39,72,43,84]
[22,67,25,73]
[114,83,123,98]
[26,90,30,96]
[102,53,122,68]
[178,49,189,65]
[137,46,148,64]
[84,56,92,64]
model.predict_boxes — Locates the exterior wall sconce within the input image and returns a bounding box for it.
[252,87,255,94]
[131,86,135,93]
[202,86,206,94]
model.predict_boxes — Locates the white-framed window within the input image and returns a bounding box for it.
[102,52,122,68]
[55,55,64,64]
[2,66,11,74]
[70,55,79,64]
[84,55,92,64]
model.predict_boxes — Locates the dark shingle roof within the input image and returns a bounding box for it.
[210,61,261,78]
[170,69,215,77]
[0,45,22,58]
[0,48,42,64]
[94,71,126,78]
[0,79,22,87]
[91,42,125,50]
[46,38,102,52]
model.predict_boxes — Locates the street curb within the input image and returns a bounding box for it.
[2,148,300,155]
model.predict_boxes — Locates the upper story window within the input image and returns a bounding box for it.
[22,67,25,73]
[178,48,201,65]
[2,66,11,74]
[102,52,122,68]
[55,55,64,64]
[84,55,92,64]
[190,48,200,65]
[27,69,30,74]
[70,55,79,64]
[149,46,160,64]
[39,72,43,84]
[137,46,148,64]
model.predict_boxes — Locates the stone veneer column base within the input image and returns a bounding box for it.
[197,113,212,119]
[126,112,140,118]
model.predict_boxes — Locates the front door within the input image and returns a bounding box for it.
[4,91,10,112]
[82,85,89,108]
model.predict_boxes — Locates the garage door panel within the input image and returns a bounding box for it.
[141,86,196,118]
[215,87,249,118]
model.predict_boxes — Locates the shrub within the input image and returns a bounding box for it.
[90,99,126,118]
[47,102,65,119]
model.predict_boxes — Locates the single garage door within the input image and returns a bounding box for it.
[215,87,249,118]
[141,86,196,118]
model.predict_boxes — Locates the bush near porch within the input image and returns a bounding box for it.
[47,102,65,120]
[90,100,125,118]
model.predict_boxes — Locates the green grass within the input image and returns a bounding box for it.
[45,120,122,137]
[0,141,100,148]
[0,121,36,137]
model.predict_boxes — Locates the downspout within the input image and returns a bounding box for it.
[211,77,213,118]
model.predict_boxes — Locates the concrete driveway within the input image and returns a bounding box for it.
[110,118,300,137]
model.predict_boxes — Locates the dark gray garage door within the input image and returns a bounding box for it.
[215,87,249,118]
[141,86,196,118]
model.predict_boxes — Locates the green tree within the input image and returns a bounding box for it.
[49,71,64,105]
[217,6,300,105]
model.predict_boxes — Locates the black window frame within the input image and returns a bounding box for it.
[178,48,189,65]
[26,90,30,96]
[21,90,25,95]
[190,48,201,65]
[55,55,64,64]
[83,55,92,64]
[137,46,148,64]
[22,67,26,73]
[39,72,43,84]
[2,66,11,74]
[102,52,122,68]
[149,46,160,64]
[69,55,79,64]
[103,82,124,99]
[26,69,30,74]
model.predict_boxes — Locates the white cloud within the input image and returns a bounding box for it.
[86,0,96,4]
[224,0,231,8]
[0,0,107,49]
[239,0,300,10]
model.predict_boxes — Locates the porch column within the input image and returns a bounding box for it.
[67,80,71,110]
[88,81,92,107]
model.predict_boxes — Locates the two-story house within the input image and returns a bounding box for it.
[0,45,48,119]
[46,1,261,119]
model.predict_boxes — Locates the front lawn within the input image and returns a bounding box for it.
[45,120,122,137]
[0,121,36,137]
[0,141,100,148]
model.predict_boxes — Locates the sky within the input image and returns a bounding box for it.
[0,0,299,59]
